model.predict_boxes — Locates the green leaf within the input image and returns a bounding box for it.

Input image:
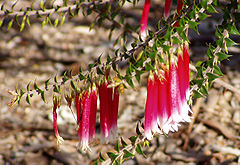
[145,62,154,71]
[97,67,104,75]
[216,52,230,61]
[42,19,47,28]
[144,139,150,147]
[200,85,208,96]
[126,77,135,89]
[26,94,31,105]
[213,65,224,76]
[54,18,59,28]
[121,137,127,147]
[114,139,120,153]
[99,152,106,162]
[107,152,118,161]
[113,160,120,165]
[20,22,25,32]
[136,144,146,158]
[26,16,30,26]
[93,160,99,165]
[53,85,60,93]
[202,0,208,8]
[188,20,199,33]
[79,73,86,80]
[129,136,137,144]
[172,36,182,45]
[198,12,209,21]
[193,90,204,98]
[207,73,219,84]
[40,0,44,10]
[207,4,217,13]
[123,150,134,159]
[41,92,46,103]
[228,23,240,35]
[60,15,66,26]
[225,38,237,47]
[70,80,77,91]
[45,79,50,91]
[8,19,14,31]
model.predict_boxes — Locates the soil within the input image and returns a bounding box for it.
[0,1,240,165]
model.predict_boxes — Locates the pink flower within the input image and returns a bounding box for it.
[173,0,183,27]
[89,85,97,140]
[76,85,97,150]
[53,96,64,146]
[144,46,192,138]
[98,79,120,143]
[140,0,151,39]
[144,72,155,140]
[164,0,171,19]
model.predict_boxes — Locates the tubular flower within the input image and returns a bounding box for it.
[164,0,171,19]
[144,72,155,140]
[157,70,172,134]
[53,96,64,146]
[99,79,120,143]
[76,86,97,150]
[173,0,183,27]
[140,0,151,39]
[144,46,192,138]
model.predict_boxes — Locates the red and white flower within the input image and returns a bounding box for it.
[76,85,97,150]
[140,0,151,39]
[144,45,192,139]
[98,78,120,143]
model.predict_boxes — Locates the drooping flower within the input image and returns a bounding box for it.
[157,70,172,134]
[164,0,171,19]
[144,45,192,138]
[144,72,155,140]
[173,0,183,27]
[89,84,97,140]
[76,85,97,150]
[53,95,64,146]
[98,78,120,143]
[77,90,91,150]
[140,0,151,39]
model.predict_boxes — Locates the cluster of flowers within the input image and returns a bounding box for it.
[52,0,192,150]
[140,0,192,139]
[53,77,120,150]
[144,47,192,140]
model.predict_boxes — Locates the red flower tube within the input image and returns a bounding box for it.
[167,60,183,132]
[164,0,171,19]
[173,0,183,27]
[89,84,97,140]
[75,92,82,125]
[157,70,172,134]
[98,79,120,143]
[53,96,64,146]
[177,49,191,123]
[78,91,91,150]
[76,86,97,150]
[144,72,155,140]
[140,0,151,39]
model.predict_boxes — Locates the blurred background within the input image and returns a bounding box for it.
[0,0,240,164]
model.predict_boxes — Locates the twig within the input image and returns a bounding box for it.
[211,145,240,156]
[213,78,240,96]
[183,97,203,150]
[0,1,101,17]
[200,119,236,140]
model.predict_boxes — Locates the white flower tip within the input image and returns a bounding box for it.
[144,131,153,140]
[56,135,64,145]
[77,141,91,152]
